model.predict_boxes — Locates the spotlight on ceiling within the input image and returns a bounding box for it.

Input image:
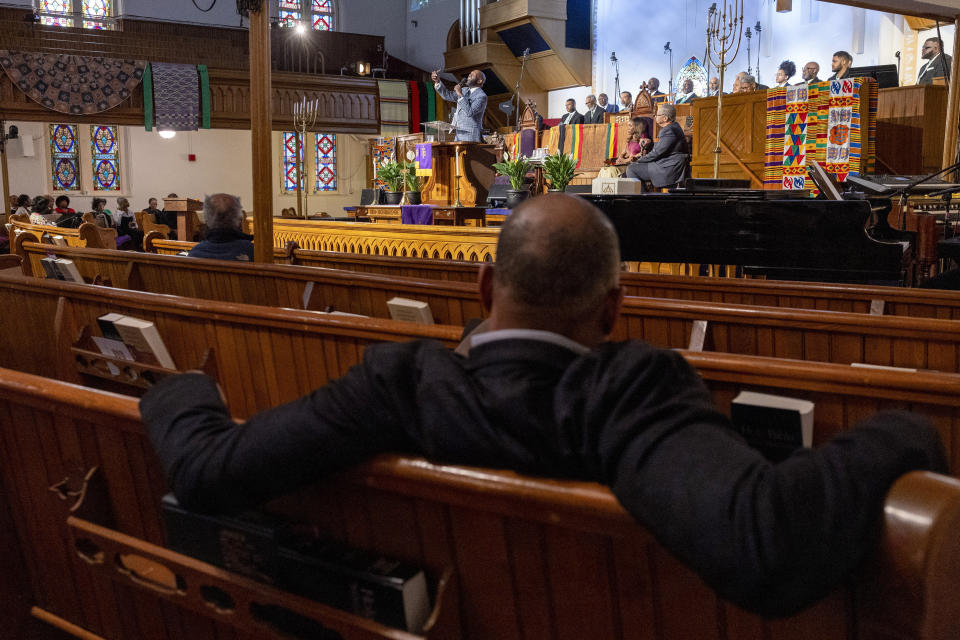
[158,130,176,139]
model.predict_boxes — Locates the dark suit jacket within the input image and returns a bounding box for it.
[583,106,605,125]
[917,54,952,85]
[603,103,619,113]
[141,335,946,618]
[632,121,689,187]
[560,111,584,126]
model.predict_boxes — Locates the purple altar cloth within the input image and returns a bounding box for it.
[401,204,434,225]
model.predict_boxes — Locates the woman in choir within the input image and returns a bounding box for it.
[619,117,654,163]
[775,60,796,87]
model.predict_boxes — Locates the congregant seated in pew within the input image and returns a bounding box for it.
[141,194,947,619]
[185,193,254,262]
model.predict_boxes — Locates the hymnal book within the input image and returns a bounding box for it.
[278,539,430,633]
[97,313,126,341]
[112,316,177,369]
[731,391,814,462]
[54,258,83,283]
[386,297,434,325]
[161,495,430,632]
[40,256,62,280]
[50,235,68,246]
[91,337,135,376]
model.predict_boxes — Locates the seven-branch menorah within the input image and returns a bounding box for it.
[706,0,745,179]
[292,96,320,219]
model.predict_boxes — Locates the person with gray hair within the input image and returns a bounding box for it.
[141,192,946,618]
[625,103,689,188]
[186,193,253,261]
[583,94,605,124]
[738,74,758,92]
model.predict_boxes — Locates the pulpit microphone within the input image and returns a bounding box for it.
[522,48,530,58]
[664,41,671,53]
[610,51,617,63]
[894,50,901,80]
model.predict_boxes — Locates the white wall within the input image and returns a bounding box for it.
[6,120,371,217]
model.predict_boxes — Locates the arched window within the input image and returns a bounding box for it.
[278,0,335,31]
[282,132,338,193]
[37,0,114,29]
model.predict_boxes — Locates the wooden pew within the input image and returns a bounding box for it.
[144,237,960,320]
[0,273,959,471]
[0,367,958,640]
[9,218,116,250]
[13,246,960,373]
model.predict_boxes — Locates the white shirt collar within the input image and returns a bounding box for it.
[468,328,590,355]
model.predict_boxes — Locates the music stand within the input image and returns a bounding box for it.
[844,64,899,88]
[808,160,843,200]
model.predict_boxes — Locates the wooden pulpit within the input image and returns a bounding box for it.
[420,142,497,207]
[875,85,947,175]
[163,197,203,242]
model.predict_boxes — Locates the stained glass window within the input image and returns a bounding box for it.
[278,0,334,30]
[283,132,305,192]
[39,0,72,26]
[90,125,120,191]
[315,133,337,191]
[38,0,113,29]
[312,0,333,31]
[279,0,301,27]
[50,124,80,191]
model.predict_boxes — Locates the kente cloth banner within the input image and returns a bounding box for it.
[152,62,200,131]
[502,132,520,158]
[826,78,855,182]
[415,143,433,176]
[605,121,620,160]
[0,51,145,115]
[764,79,877,191]
[780,84,810,190]
[557,124,585,168]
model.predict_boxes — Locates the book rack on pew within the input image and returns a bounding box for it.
[56,465,456,640]
[70,324,217,393]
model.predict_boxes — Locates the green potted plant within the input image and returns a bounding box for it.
[491,153,533,208]
[376,161,405,205]
[402,161,423,205]
[542,152,578,193]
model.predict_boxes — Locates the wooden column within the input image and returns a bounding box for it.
[249,3,274,263]
[941,15,960,172]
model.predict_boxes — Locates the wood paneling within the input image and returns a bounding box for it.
[691,92,768,187]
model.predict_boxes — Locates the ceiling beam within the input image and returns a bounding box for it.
[820,0,960,21]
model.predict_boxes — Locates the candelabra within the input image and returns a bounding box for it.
[292,96,319,219]
[706,0,745,179]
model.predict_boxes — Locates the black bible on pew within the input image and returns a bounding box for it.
[731,391,814,462]
[161,495,430,632]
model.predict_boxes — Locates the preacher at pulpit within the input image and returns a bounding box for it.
[625,104,688,188]
[432,68,487,142]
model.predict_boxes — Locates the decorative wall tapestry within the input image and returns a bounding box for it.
[378,79,410,138]
[151,62,200,131]
[0,50,145,115]
[764,78,877,191]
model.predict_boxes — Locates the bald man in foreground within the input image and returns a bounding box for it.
[141,194,945,618]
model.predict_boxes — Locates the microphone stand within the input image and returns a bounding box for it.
[513,48,530,132]
[664,42,674,99]
[890,159,960,231]
[704,4,716,80]
[754,22,762,84]
[894,51,901,83]
[745,28,752,75]
[611,52,620,108]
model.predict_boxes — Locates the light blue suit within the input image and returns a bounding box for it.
[434,82,487,142]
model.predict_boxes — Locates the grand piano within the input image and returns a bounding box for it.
[582,191,912,284]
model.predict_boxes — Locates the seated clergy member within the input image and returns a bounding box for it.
[619,90,633,112]
[141,192,947,618]
[431,68,487,142]
[583,94,605,124]
[647,77,664,97]
[917,37,952,85]
[625,103,689,188]
[560,98,583,125]
[828,50,853,80]
[802,61,821,83]
[737,74,758,92]
[598,92,618,113]
[675,78,696,104]
[708,76,720,96]
[775,60,796,87]
[186,193,253,261]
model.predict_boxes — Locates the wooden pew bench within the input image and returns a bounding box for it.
[0,367,958,640]
[144,237,960,320]
[14,247,960,373]
[0,273,959,471]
